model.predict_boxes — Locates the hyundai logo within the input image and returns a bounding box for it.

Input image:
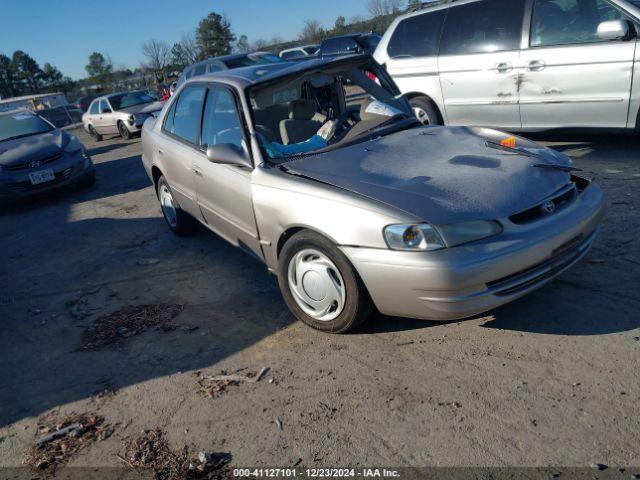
[29,160,42,168]
[541,201,556,215]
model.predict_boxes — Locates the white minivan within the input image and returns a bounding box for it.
[374,0,640,131]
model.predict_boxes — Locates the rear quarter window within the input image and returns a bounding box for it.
[388,9,447,58]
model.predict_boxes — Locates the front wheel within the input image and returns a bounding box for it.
[118,121,132,140]
[277,231,372,333]
[157,176,197,236]
[409,96,442,126]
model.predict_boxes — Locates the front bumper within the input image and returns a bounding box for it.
[0,150,94,201]
[341,182,605,321]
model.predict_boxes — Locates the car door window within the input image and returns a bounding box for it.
[99,100,111,113]
[387,9,447,58]
[201,87,245,149]
[440,0,526,55]
[89,101,99,115]
[165,85,206,144]
[531,0,626,47]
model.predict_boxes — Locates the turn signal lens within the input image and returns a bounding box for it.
[500,136,517,148]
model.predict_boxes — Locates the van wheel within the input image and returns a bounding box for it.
[277,231,372,334]
[157,176,197,236]
[410,96,441,126]
[88,125,102,142]
[118,121,132,140]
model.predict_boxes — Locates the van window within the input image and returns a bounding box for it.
[387,9,447,58]
[165,85,206,144]
[440,0,526,55]
[531,0,625,47]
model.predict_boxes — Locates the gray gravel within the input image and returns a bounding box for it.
[0,128,638,470]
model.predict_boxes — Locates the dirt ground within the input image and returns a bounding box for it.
[1,127,639,474]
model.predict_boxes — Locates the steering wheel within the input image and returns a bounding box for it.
[327,110,360,143]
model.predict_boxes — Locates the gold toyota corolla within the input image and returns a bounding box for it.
[141,55,604,333]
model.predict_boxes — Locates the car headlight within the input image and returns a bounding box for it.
[437,220,502,247]
[384,224,446,251]
[64,135,83,153]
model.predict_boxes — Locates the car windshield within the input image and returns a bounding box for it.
[248,59,415,162]
[108,92,155,110]
[224,53,284,69]
[0,112,54,142]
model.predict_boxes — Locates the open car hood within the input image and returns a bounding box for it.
[283,126,573,224]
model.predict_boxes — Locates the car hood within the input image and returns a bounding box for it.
[283,126,573,224]
[119,101,164,115]
[0,130,66,168]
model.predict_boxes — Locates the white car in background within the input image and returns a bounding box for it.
[374,0,640,132]
[279,45,320,60]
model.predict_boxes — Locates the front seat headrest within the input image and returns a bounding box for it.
[288,100,317,120]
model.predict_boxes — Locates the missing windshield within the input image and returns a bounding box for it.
[247,60,414,162]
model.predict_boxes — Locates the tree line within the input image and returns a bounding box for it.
[0,51,74,99]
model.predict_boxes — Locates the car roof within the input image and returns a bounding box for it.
[188,51,274,69]
[188,54,371,89]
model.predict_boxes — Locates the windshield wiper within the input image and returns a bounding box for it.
[532,163,582,173]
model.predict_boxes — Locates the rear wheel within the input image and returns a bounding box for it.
[277,231,372,333]
[88,125,102,142]
[157,175,197,236]
[409,96,441,126]
[118,121,132,140]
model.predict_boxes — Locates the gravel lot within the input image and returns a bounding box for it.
[1,127,639,473]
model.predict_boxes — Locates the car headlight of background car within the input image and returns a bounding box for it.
[384,220,502,251]
[64,135,84,153]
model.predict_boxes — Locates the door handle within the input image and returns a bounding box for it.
[158,149,164,155]
[193,169,203,177]
[527,60,546,71]
[495,62,513,73]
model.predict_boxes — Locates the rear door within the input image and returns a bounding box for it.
[156,84,208,217]
[96,99,117,134]
[519,0,637,129]
[193,85,261,258]
[382,8,448,114]
[437,0,527,128]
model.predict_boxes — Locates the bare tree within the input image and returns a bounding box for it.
[299,19,324,43]
[142,39,170,72]
[366,0,402,17]
[252,38,270,51]
[180,33,200,63]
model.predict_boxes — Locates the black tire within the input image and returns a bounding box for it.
[118,121,132,140]
[78,170,96,189]
[88,125,102,142]
[157,175,197,236]
[409,96,442,126]
[277,230,372,334]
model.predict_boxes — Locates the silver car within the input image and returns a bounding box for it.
[141,55,604,333]
[82,91,164,141]
[374,0,640,131]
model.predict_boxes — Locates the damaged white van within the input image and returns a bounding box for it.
[374,0,640,131]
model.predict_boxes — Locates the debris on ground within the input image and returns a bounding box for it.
[23,413,114,472]
[118,429,231,480]
[137,257,160,266]
[81,304,184,350]
[274,418,283,430]
[196,367,269,398]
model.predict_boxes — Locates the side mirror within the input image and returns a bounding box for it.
[206,143,252,169]
[597,19,633,41]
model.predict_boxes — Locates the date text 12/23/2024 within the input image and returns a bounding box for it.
[233,468,401,478]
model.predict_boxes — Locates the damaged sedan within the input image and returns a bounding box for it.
[141,55,604,333]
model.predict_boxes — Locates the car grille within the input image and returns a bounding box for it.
[487,231,595,297]
[509,182,577,225]
[2,152,63,171]
[5,167,73,192]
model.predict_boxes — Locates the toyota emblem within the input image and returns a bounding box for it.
[29,160,42,168]
[541,201,556,215]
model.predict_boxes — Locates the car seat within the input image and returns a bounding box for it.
[279,100,323,145]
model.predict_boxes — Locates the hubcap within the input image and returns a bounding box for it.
[413,107,431,125]
[159,184,177,227]
[287,249,346,322]
[119,123,127,137]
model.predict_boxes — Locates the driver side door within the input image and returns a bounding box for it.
[193,85,262,259]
